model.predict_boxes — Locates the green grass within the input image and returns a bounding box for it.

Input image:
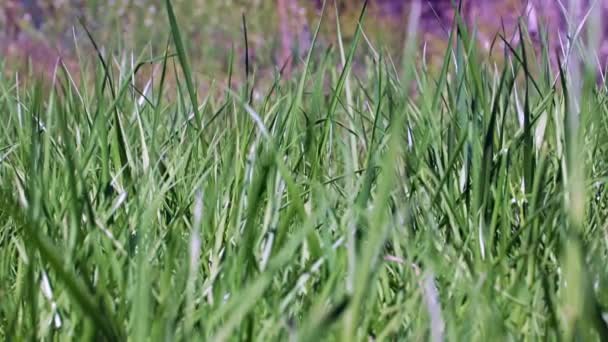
[2,1,608,340]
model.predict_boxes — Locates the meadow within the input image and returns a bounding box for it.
[1,0,608,340]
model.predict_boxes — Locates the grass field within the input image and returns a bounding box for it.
[2,1,608,340]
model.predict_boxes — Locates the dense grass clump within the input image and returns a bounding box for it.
[1,2,608,340]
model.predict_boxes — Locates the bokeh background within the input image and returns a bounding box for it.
[1,0,607,84]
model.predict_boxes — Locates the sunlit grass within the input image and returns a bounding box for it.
[1,1,608,340]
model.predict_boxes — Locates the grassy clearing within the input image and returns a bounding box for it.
[2,1,608,340]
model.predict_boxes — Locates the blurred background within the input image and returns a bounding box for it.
[1,0,607,85]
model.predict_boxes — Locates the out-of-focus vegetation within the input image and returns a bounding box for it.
[5,0,602,86]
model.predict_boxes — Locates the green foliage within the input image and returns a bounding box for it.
[1,1,608,340]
